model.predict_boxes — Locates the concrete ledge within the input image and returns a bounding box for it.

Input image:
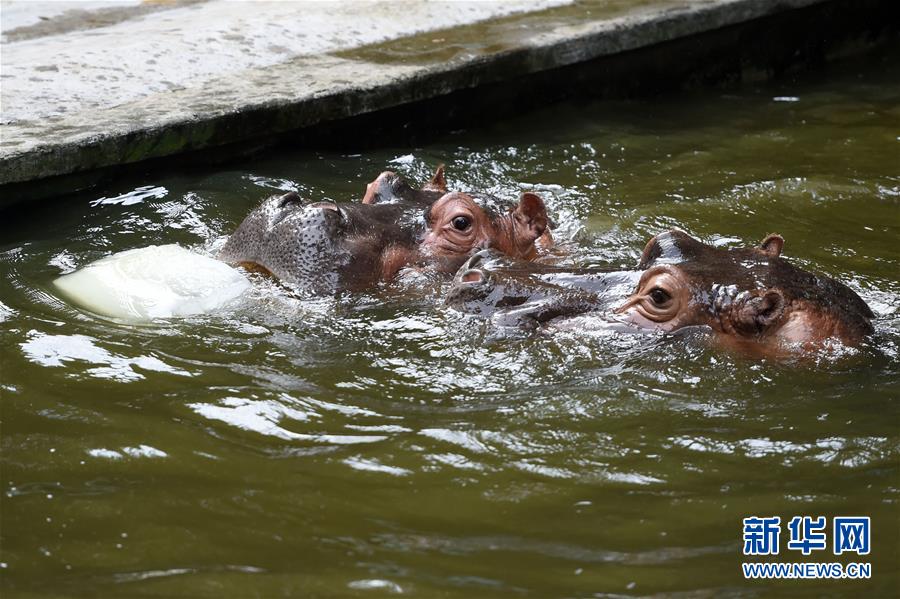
[1,0,897,190]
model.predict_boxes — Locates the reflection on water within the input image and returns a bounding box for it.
[90,185,169,207]
[87,445,168,460]
[21,332,194,382]
[1,53,899,597]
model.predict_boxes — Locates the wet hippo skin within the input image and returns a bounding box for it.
[361,167,554,251]
[618,230,874,349]
[447,231,874,352]
[219,182,551,293]
[446,250,635,328]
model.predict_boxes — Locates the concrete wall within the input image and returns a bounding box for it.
[0,0,896,203]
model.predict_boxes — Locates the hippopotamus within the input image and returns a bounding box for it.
[219,181,551,293]
[447,231,874,352]
[446,250,635,327]
[361,167,554,251]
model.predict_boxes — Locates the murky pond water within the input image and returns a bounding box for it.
[2,54,899,597]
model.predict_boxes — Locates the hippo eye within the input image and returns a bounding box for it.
[451,216,472,231]
[649,288,672,305]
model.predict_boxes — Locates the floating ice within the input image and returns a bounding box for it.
[53,244,250,321]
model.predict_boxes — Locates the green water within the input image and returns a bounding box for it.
[2,55,899,597]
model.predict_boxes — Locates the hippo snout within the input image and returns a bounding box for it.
[453,251,491,284]
[447,252,496,308]
[458,268,487,285]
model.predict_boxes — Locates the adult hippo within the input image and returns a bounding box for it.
[219,185,550,293]
[446,231,874,353]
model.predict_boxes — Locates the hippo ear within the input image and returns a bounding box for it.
[425,165,447,192]
[512,192,548,242]
[733,289,785,335]
[363,171,390,204]
[639,236,663,269]
[758,234,784,258]
[361,183,377,204]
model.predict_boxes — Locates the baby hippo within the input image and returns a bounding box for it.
[617,230,874,349]
[446,250,635,326]
[362,166,554,250]
[219,187,549,293]
[447,231,874,353]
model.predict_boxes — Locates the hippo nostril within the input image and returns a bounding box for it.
[464,251,487,271]
[309,201,340,212]
[278,192,303,208]
[460,269,485,284]
[306,202,344,222]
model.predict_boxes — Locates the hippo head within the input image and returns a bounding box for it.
[220,186,550,293]
[219,192,409,293]
[360,166,551,259]
[446,250,622,328]
[421,191,549,269]
[615,230,874,348]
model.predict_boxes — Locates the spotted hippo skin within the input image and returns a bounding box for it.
[219,180,551,293]
[219,193,417,293]
[447,231,874,352]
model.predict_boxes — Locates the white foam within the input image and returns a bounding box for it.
[53,244,250,321]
